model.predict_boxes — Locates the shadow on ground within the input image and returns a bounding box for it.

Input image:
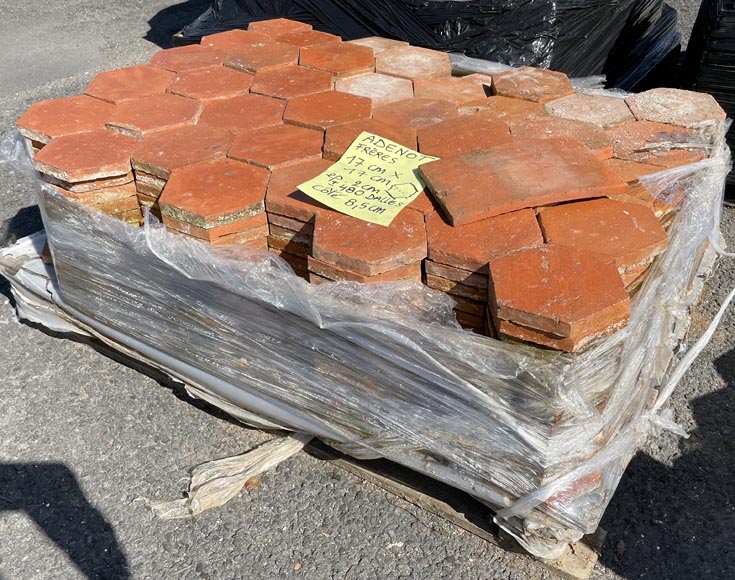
[600,347,735,579]
[0,463,129,579]
[145,0,212,48]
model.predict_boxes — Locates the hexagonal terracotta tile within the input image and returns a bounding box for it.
[426,209,542,273]
[198,93,285,135]
[375,46,451,81]
[224,41,300,74]
[625,88,726,127]
[33,130,136,182]
[308,256,421,283]
[131,125,231,179]
[16,95,115,145]
[167,66,253,102]
[335,73,413,108]
[105,94,201,139]
[413,77,488,108]
[300,42,375,80]
[470,96,547,124]
[603,158,662,184]
[148,45,226,73]
[605,120,707,168]
[84,65,175,104]
[228,124,323,169]
[247,18,312,36]
[545,93,634,127]
[347,37,409,54]
[265,158,334,222]
[417,116,511,158]
[419,138,627,226]
[312,210,427,276]
[491,67,573,104]
[372,98,457,130]
[201,29,270,51]
[283,91,372,131]
[537,198,669,271]
[324,119,417,161]
[159,159,269,227]
[489,244,629,339]
[509,116,613,160]
[164,212,268,242]
[250,65,334,100]
[275,29,342,48]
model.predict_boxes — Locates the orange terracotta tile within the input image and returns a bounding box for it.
[544,93,634,127]
[308,256,421,283]
[312,210,427,276]
[224,41,300,74]
[605,120,707,168]
[375,46,451,81]
[347,37,409,54]
[209,226,270,246]
[43,171,134,193]
[424,260,488,289]
[228,124,323,169]
[265,158,334,221]
[84,65,175,104]
[413,77,488,108]
[300,42,375,80]
[537,198,669,271]
[105,93,201,139]
[424,274,486,301]
[469,96,547,124]
[335,73,414,108]
[248,18,312,36]
[201,29,270,51]
[420,138,627,226]
[372,98,457,130]
[249,65,334,100]
[167,66,253,102]
[33,130,136,182]
[275,29,342,48]
[198,93,285,135]
[491,66,573,104]
[148,45,226,72]
[267,235,309,257]
[489,243,629,338]
[603,158,662,184]
[497,318,621,353]
[426,209,543,273]
[323,119,417,161]
[159,159,269,227]
[283,91,372,131]
[509,116,613,160]
[164,212,267,241]
[625,88,726,127]
[399,190,435,218]
[416,116,511,158]
[16,95,115,145]
[131,125,231,179]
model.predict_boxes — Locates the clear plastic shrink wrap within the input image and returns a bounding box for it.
[0,99,730,559]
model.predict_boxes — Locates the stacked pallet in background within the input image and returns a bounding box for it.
[15,19,726,353]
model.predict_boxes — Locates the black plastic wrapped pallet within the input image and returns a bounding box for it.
[604,0,681,90]
[176,0,640,76]
[683,0,735,190]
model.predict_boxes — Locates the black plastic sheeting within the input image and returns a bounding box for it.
[176,0,680,88]
[683,0,735,188]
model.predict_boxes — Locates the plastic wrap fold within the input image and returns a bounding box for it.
[0,113,730,558]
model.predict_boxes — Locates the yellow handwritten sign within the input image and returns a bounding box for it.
[297,132,438,226]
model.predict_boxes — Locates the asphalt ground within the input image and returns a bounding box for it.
[1,2,733,579]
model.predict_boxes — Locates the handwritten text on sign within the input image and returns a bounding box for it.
[297,132,438,226]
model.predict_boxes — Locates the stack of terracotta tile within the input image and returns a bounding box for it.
[309,211,426,284]
[26,129,141,225]
[15,17,726,352]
